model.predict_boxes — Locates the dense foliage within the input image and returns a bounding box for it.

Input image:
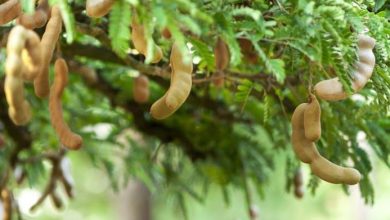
[0,0,389,219]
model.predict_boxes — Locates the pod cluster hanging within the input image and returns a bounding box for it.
[291,34,375,185]
[1,3,83,150]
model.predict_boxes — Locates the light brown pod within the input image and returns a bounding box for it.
[86,0,114,18]
[314,35,376,101]
[294,186,304,199]
[131,15,162,63]
[161,27,171,39]
[150,42,192,119]
[133,75,150,103]
[49,58,83,150]
[213,37,229,87]
[303,94,321,141]
[0,0,21,25]
[5,25,42,125]
[17,0,50,29]
[68,61,98,85]
[291,103,361,185]
[34,6,62,98]
[214,37,230,70]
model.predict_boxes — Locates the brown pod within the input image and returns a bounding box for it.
[0,0,21,25]
[291,103,361,185]
[17,0,50,29]
[1,189,12,220]
[34,6,62,98]
[5,25,42,125]
[131,15,162,63]
[294,186,304,199]
[293,168,303,186]
[161,27,171,39]
[133,75,150,103]
[238,38,258,64]
[214,37,230,70]
[86,0,114,18]
[303,94,321,141]
[314,35,376,101]
[150,42,193,119]
[49,58,83,150]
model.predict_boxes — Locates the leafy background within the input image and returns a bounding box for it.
[0,0,389,219]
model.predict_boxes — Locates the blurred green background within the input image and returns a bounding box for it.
[14,149,390,220]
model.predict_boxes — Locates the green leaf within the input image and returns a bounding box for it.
[268,59,286,83]
[109,0,131,58]
[58,0,76,43]
[374,0,386,12]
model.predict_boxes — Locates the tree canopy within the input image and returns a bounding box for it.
[0,0,389,219]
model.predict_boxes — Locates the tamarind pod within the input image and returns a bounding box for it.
[303,94,321,141]
[5,77,32,125]
[150,42,193,119]
[34,6,62,98]
[0,0,21,25]
[133,75,150,103]
[293,168,303,186]
[131,16,163,63]
[1,189,12,220]
[5,26,33,125]
[214,37,230,70]
[291,103,361,185]
[238,38,258,64]
[310,157,361,185]
[49,58,83,150]
[314,35,376,101]
[294,186,304,199]
[21,30,42,81]
[17,0,50,29]
[161,27,171,39]
[291,103,320,163]
[86,0,114,18]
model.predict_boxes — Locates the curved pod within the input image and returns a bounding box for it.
[314,34,376,101]
[0,0,21,25]
[86,0,114,18]
[5,25,42,125]
[17,0,50,29]
[131,16,162,63]
[150,42,193,120]
[49,59,83,150]
[34,6,62,98]
[291,103,361,184]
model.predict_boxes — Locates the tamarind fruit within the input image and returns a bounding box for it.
[213,37,229,87]
[86,0,114,18]
[1,189,12,220]
[150,42,193,120]
[293,168,304,198]
[314,35,376,101]
[131,15,163,63]
[133,75,150,103]
[161,27,171,39]
[34,6,62,98]
[0,0,21,25]
[49,58,83,150]
[303,94,321,141]
[5,25,42,125]
[17,0,50,29]
[291,103,361,184]
[238,38,258,64]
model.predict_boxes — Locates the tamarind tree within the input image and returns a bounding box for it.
[0,0,389,219]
